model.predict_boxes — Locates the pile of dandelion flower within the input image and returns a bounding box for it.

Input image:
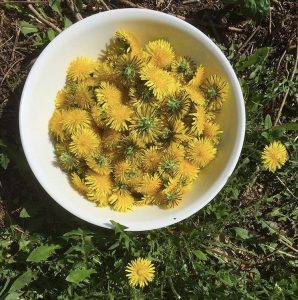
[49,29,229,212]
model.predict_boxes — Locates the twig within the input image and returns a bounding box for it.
[277,49,287,72]
[0,58,23,85]
[27,1,62,33]
[274,44,298,125]
[99,0,110,10]
[118,0,144,8]
[238,25,260,52]
[11,25,21,61]
[194,20,243,32]
[269,7,272,35]
[279,239,298,255]
[168,277,181,299]
[274,174,298,200]
[162,0,173,11]
[0,36,13,49]
[183,0,199,4]
[66,0,83,21]
[0,1,46,3]
[169,13,185,20]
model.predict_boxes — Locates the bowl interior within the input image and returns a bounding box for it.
[20,9,245,231]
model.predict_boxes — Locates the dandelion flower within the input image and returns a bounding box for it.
[94,61,117,82]
[184,85,205,106]
[261,141,288,172]
[70,172,88,195]
[129,106,162,144]
[200,75,228,110]
[109,191,134,212]
[140,146,161,173]
[177,159,199,181]
[187,138,217,168]
[117,136,142,160]
[105,104,132,132]
[140,64,180,101]
[171,56,196,82]
[129,82,155,109]
[145,39,175,68]
[115,28,141,56]
[101,129,121,151]
[164,91,190,120]
[70,128,100,158]
[86,154,112,175]
[188,65,205,87]
[158,154,179,178]
[96,81,122,109]
[49,110,65,141]
[85,172,112,197]
[167,120,191,143]
[162,179,183,208]
[166,143,185,161]
[191,106,207,135]
[125,258,155,287]
[62,109,91,134]
[67,57,97,81]
[203,121,222,144]
[113,160,134,183]
[55,89,70,109]
[74,83,93,109]
[90,104,106,128]
[58,151,79,171]
[137,173,161,195]
[86,192,109,207]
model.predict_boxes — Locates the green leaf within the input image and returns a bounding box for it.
[234,227,250,240]
[63,16,72,28]
[19,208,30,218]
[235,47,271,72]
[19,21,38,35]
[272,123,298,132]
[193,250,208,261]
[8,269,33,293]
[0,153,9,169]
[27,244,61,262]
[66,267,96,284]
[264,114,272,130]
[4,292,23,300]
[49,0,62,15]
[47,28,56,41]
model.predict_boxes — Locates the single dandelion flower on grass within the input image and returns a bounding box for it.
[109,191,134,212]
[62,108,91,134]
[187,138,217,168]
[70,172,88,195]
[200,75,228,110]
[188,65,205,87]
[115,28,140,56]
[49,110,65,141]
[86,154,112,175]
[137,173,161,195]
[126,258,155,288]
[140,64,179,101]
[67,57,97,81]
[261,141,288,172]
[85,172,112,197]
[105,104,132,132]
[70,128,100,158]
[96,81,122,109]
[129,107,163,144]
[203,121,222,144]
[171,56,196,82]
[145,39,175,68]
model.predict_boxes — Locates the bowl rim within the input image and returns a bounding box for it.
[19,8,246,231]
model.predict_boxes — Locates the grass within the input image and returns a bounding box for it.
[0,1,297,299]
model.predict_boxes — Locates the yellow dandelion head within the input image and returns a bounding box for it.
[162,179,183,208]
[158,154,180,178]
[82,76,100,88]
[62,108,91,134]
[115,28,141,56]
[55,89,70,109]
[261,141,288,172]
[200,75,229,110]
[85,172,112,197]
[126,258,155,287]
[129,106,163,144]
[101,129,122,151]
[86,192,109,207]
[94,61,117,82]
[105,104,132,132]
[57,150,79,171]
[171,56,196,82]
[90,104,106,128]
[166,143,185,161]
[184,86,206,106]
[145,39,175,68]
[129,82,155,109]
[164,90,190,120]
[117,136,142,161]
[96,81,122,109]
[187,138,217,168]
[140,146,161,173]
[203,121,222,144]
[140,64,180,101]
[177,159,199,181]
[49,110,65,141]
[67,57,97,81]
[113,160,137,183]
[69,128,101,158]
[162,120,190,143]
[137,173,162,195]
[191,106,207,135]
[70,172,88,195]
[188,65,205,87]
[109,191,134,212]
[86,154,112,175]
[74,83,93,109]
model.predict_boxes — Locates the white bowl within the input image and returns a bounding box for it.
[19,9,245,231]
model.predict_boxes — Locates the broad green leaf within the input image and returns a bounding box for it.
[49,0,62,15]
[66,267,96,284]
[234,227,250,239]
[272,123,298,132]
[27,244,61,262]
[47,29,56,41]
[264,114,272,130]
[19,208,30,218]
[193,250,208,261]
[4,292,23,300]
[8,269,33,293]
[19,21,38,35]
[0,153,9,169]
[63,16,72,28]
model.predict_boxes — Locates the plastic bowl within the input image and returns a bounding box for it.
[19,9,245,231]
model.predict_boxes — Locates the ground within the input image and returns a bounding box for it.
[0,1,297,299]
